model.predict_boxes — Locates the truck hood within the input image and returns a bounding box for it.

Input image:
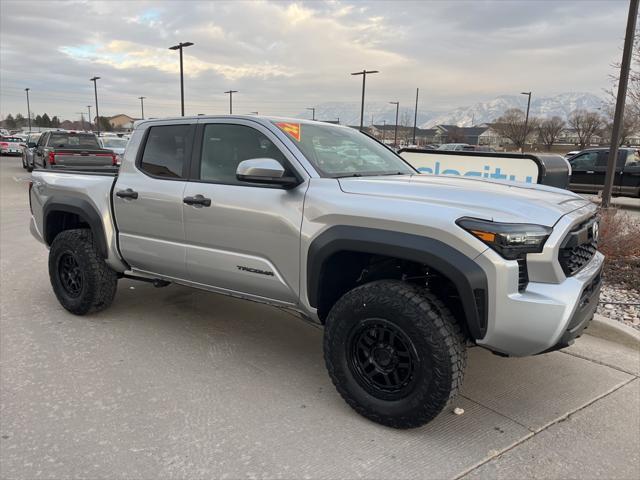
[338,174,590,226]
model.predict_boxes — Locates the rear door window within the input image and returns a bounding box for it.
[139,124,193,179]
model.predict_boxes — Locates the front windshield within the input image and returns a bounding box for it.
[102,137,128,148]
[272,121,414,177]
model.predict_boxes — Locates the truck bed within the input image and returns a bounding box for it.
[29,168,125,272]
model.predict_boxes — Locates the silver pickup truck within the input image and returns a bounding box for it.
[29,116,603,428]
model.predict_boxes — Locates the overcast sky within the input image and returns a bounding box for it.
[0,0,632,121]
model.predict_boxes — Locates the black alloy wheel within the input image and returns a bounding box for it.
[58,251,84,297]
[347,318,419,400]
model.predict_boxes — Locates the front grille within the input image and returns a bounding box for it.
[558,217,598,277]
[517,257,528,291]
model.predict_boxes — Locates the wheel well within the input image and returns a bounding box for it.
[45,211,91,247]
[315,251,469,337]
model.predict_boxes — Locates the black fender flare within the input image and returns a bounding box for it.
[43,197,108,259]
[307,226,488,339]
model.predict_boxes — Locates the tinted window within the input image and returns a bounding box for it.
[140,125,192,178]
[200,124,289,184]
[36,133,47,147]
[570,152,598,169]
[48,133,100,148]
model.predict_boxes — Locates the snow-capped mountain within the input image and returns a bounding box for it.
[296,93,605,128]
[295,101,437,127]
[421,92,606,128]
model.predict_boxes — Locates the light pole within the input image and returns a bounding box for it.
[306,107,316,120]
[521,91,532,153]
[389,101,399,148]
[224,90,238,114]
[351,69,379,130]
[169,42,194,116]
[90,76,101,135]
[382,119,386,145]
[413,88,420,145]
[603,0,638,207]
[138,96,146,119]
[87,106,92,130]
[250,111,259,115]
[25,88,32,132]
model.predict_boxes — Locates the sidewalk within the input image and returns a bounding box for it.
[458,317,640,479]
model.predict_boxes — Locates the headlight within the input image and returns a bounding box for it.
[456,217,552,260]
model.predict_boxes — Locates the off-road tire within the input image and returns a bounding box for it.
[49,229,117,315]
[324,280,467,429]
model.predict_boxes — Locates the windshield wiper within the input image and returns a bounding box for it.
[334,171,409,179]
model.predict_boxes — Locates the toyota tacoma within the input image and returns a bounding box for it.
[29,116,603,428]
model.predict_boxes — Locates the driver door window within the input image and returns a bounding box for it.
[199,124,290,184]
[570,152,598,170]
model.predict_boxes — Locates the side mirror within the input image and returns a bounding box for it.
[236,158,299,187]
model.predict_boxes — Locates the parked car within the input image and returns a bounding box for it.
[21,132,42,171]
[437,143,472,151]
[568,147,640,197]
[99,136,128,165]
[0,136,24,156]
[0,128,10,137]
[565,150,580,158]
[33,131,117,170]
[30,116,602,429]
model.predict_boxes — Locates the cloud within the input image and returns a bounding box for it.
[0,0,631,121]
[59,40,295,80]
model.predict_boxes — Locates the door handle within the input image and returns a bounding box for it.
[183,194,211,207]
[116,188,139,199]
[586,170,594,174]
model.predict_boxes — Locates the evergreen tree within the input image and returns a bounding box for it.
[98,116,113,132]
[51,116,61,127]
[35,114,43,127]
[42,113,51,127]
[15,113,26,128]
[4,114,16,129]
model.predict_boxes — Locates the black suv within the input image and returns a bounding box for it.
[567,147,640,198]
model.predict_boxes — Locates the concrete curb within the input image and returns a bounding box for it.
[587,314,640,349]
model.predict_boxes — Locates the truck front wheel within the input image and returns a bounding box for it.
[323,280,467,428]
[48,229,118,315]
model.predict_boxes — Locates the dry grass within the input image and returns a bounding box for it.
[597,208,640,259]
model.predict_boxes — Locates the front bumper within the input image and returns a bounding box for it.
[474,249,604,356]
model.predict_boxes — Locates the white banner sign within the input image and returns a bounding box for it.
[400,151,541,184]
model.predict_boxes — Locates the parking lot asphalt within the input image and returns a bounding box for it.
[1,155,639,479]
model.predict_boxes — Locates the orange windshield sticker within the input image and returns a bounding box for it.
[275,122,301,142]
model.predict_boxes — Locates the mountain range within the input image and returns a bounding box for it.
[296,92,606,128]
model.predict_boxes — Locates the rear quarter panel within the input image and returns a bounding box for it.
[30,170,127,272]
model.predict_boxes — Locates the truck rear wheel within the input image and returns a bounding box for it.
[323,280,467,428]
[48,229,117,315]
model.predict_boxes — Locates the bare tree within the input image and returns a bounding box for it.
[537,116,566,151]
[600,105,639,146]
[399,111,412,145]
[606,31,640,139]
[567,109,603,149]
[446,126,467,143]
[490,108,538,150]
